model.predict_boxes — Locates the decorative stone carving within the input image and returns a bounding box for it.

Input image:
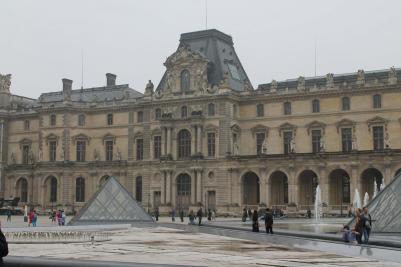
[145,80,154,96]
[233,141,239,156]
[326,73,334,88]
[352,135,358,150]
[385,133,391,149]
[356,69,365,86]
[38,149,43,162]
[388,67,397,85]
[243,80,252,91]
[60,146,65,161]
[220,72,230,89]
[10,152,16,164]
[195,68,207,94]
[93,149,100,161]
[0,74,11,92]
[166,71,174,93]
[297,76,305,91]
[115,148,122,161]
[261,138,268,154]
[270,80,277,92]
[290,139,296,153]
[319,136,326,152]
[29,150,35,164]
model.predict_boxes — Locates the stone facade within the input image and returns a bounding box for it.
[1,29,401,215]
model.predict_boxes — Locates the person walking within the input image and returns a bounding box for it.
[363,207,372,244]
[252,210,259,232]
[247,208,252,220]
[179,210,184,223]
[353,216,363,244]
[242,208,247,222]
[6,209,11,223]
[154,207,159,222]
[207,209,212,221]
[28,210,34,227]
[197,208,203,226]
[264,208,274,234]
[188,210,195,225]
[0,222,9,265]
[31,210,38,227]
[171,208,176,222]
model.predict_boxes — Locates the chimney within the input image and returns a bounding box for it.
[62,78,72,101]
[106,73,117,86]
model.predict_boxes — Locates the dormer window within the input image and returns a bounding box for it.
[180,69,190,92]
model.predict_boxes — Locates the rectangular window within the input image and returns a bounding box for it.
[78,114,85,126]
[22,145,30,164]
[312,130,322,153]
[283,131,292,154]
[49,141,57,162]
[373,95,381,109]
[256,132,265,155]
[105,140,113,161]
[107,114,113,125]
[137,111,143,123]
[373,126,384,151]
[76,141,86,162]
[207,132,216,157]
[341,128,352,152]
[153,136,161,159]
[24,120,30,131]
[136,139,144,160]
[50,114,56,126]
[284,102,291,115]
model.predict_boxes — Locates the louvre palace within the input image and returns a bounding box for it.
[1,29,401,215]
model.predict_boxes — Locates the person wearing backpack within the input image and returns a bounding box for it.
[0,222,9,265]
[363,207,372,244]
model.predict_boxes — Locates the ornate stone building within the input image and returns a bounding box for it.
[1,29,401,214]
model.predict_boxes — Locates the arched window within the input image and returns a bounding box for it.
[284,102,291,115]
[342,97,350,111]
[135,176,142,202]
[312,99,320,113]
[176,173,191,210]
[75,177,85,202]
[50,177,57,202]
[177,129,191,159]
[373,94,381,109]
[19,178,28,202]
[256,104,264,117]
[180,69,190,91]
[155,108,161,120]
[181,106,188,118]
[208,103,215,116]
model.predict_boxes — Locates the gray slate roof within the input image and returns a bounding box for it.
[157,29,252,92]
[39,84,143,103]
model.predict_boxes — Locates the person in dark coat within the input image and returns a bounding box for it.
[179,210,184,223]
[207,209,212,221]
[242,208,247,222]
[363,207,372,243]
[0,222,9,265]
[197,208,203,226]
[154,207,159,221]
[252,210,259,232]
[264,208,274,234]
[247,208,252,220]
[353,216,363,244]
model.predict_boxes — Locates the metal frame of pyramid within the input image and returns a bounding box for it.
[348,172,401,233]
[69,176,153,225]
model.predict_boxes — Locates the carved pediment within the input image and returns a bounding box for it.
[45,133,59,144]
[72,133,90,144]
[103,133,116,144]
[279,123,297,136]
[19,138,32,148]
[336,118,356,132]
[133,131,143,139]
[251,124,269,136]
[367,116,388,131]
[151,128,162,136]
[204,124,218,133]
[164,45,208,69]
[306,121,326,135]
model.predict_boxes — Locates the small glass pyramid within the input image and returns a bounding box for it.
[348,172,401,232]
[69,176,153,225]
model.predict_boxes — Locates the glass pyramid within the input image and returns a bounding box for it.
[348,172,401,233]
[69,176,153,225]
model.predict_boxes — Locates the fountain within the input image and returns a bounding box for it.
[314,185,322,223]
[373,181,378,198]
[363,192,369,207]
[4,231,110,244]
[353,189,362,210]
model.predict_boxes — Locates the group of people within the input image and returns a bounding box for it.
[49,210,66,226]
[342,207,372,244]
[153,207,216,225]
[243,208,274,234]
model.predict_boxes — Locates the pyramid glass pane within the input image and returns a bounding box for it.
[69,177,153,225]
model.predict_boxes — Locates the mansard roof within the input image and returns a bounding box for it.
[157,29,252,92]
[39,84,143,103]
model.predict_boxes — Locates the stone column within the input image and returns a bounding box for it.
[161,127,166,156]
[384,164,392,185]
[166,128,172,155]
[0,120,3,193]
[191,126,196,156]
[288,167,297,204]
[161,171,166,204]
[197,126,202,154]
[191,171,196,204]
[259,168,267,205]
[166,171,172,204]
[196,169,202,203]
[171,173,176,208]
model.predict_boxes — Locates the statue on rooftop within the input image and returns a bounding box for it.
[0,74,11,92]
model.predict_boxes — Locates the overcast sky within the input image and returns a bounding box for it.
[1,0,400,98]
